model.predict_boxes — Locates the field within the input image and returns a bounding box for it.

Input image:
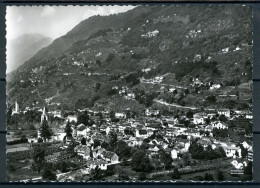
[7,159,40,181]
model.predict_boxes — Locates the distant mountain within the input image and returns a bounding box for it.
[7,6,252,111]
[7,33,53,73]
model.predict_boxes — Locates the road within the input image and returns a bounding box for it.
[154,99,198,110]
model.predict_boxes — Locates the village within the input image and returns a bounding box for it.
[6,97,253,181]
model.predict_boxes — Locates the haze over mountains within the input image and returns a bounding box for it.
[7,33,53,73]
[7,6,252,112]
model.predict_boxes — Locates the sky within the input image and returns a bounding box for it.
[6,5,136,41]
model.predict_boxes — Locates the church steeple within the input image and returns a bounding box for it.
[41,106,48,123]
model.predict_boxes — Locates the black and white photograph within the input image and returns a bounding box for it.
[6,5,253,182]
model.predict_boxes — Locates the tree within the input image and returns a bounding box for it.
[237,144,248,159]
[138,172,147,181]
[114,140,131,160]
[108,131,118,150]
[182,153,191,166]
[81,137,86,145]
[95,82,101,90]
[77,111,89,126]
[159,150,173,170]
[42,167,57,181]
[171,167,180,179]
[132,150,153,172]
[91,166,103,180]
[93,139,101,148]
[244,161,252,175]
[217,170,224,181]
[96,59,102,68]
[204,173,214,181]
[184,89,190,95]
[39,118,52,142]
[186,110,194,119]
[32,146,45,173]
[6,106,12,125]
[65,122,72,137]
[38,137,43,143]
[219,115,227,122]
[206,95,216,103]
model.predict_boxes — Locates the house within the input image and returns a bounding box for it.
[197,138,212,149]
[209,84,221,90]
[136,129,149,139]
[174,124,188,135]
[125,93,135,100]
[211,121,228,129]
[92,146,105,159]
[145,109,160,116]
[148,146,160,156]
[115,113,126,119]
[169,88,176,93]
[193,112,206,124]
[165,127,177,137]
[221,142,241,158]
[231,160,244,169]
[86,159,108,171]
[205,125,213,133]
[247,148,253,161]
[183,129,201,139]
[218,109,231,118]
[175,139,190,153]
[75,145,91,160]
[67,115,78,123]
[101,151,119,164]
[52,110,62,118]
[127,136,143,147]
[165,148,178,159]
[77,124,89,137]
[52,132,66,141]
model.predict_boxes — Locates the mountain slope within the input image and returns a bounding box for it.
[7,33,53,73]
[7,5,252,112]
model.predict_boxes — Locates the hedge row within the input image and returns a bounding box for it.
[7,144,63,161]
[7,138,28,145]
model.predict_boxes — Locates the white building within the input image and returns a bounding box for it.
[218,109,231,118]
[115,113,126,119]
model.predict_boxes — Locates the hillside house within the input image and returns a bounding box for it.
[210,84,221,90]
[148,146,160,156]
[197,138,213,149]
[86,159,108,171]
[145,109,160,116]
[115,112,126,119]
[52,132,66,141]
[75,145,91,160]
[136,129,149,139]
[211,121,228,129]
[193,112,206,124]
[126,136,143,147]
[77,124,90,137]
[217,109,231,118]
[242,141,252,150]
[51,110,62,118]
[184,129,201,139]
[125,93,136,100]
[66,115,78,123]
[101,151,119,164]
[92,146,105,159]
[231,160,244,170]
[221,142,241,158]
[170,148,178,159]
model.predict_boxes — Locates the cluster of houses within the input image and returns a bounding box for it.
[10,100,253,176]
